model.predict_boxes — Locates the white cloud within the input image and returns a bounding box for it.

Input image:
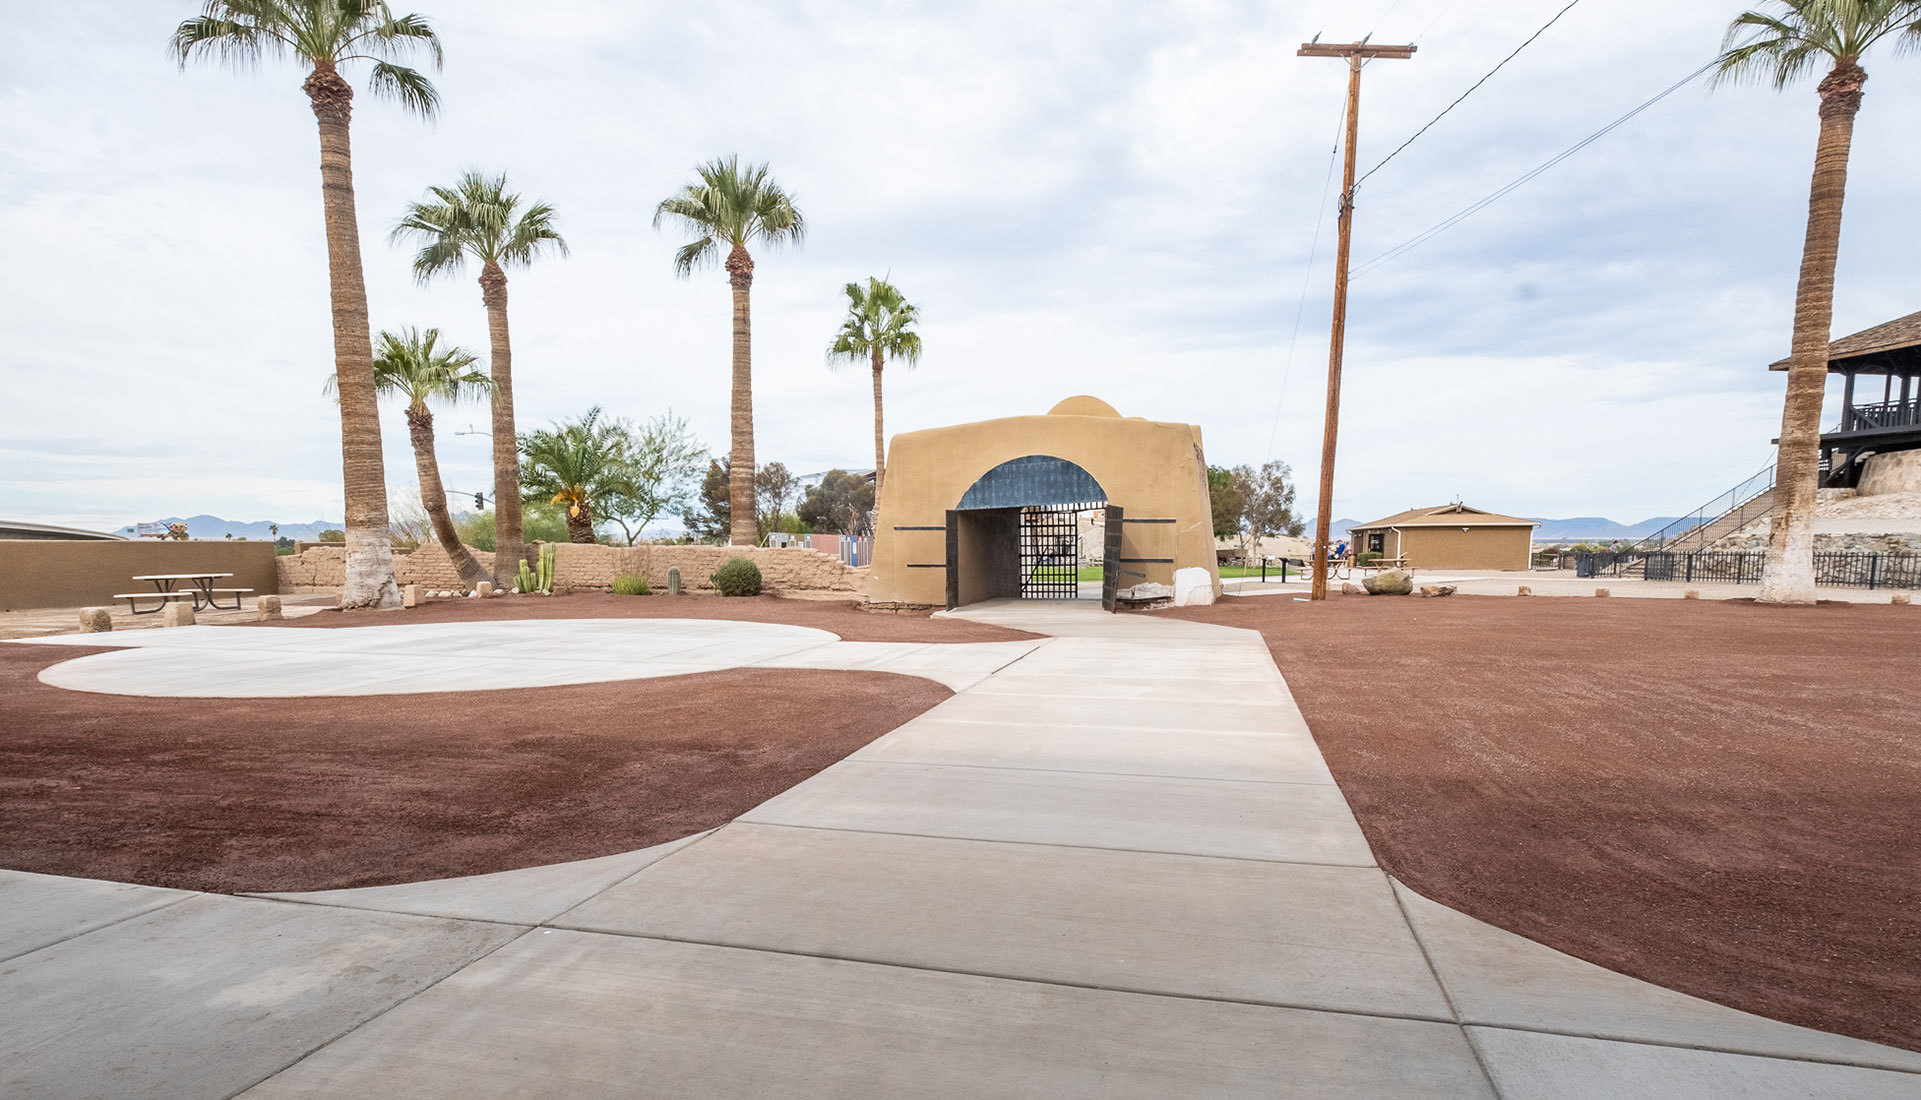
[2,0,1917,532]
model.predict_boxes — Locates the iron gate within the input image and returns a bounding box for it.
[1019,505,1090,599]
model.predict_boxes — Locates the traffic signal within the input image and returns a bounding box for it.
[474,492,485,511]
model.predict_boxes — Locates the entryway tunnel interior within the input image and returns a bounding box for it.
[946,456,1111,607]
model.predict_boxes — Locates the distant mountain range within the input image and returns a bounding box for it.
[1309,516,1686,542]
[120,516,344,541]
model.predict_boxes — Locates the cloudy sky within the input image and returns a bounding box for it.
[3,0,1917,533]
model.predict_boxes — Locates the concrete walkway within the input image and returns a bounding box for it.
[1223,568,1919,601]
[3,604,1918,1098]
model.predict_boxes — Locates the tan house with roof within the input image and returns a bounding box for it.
[1346,503,1538,571]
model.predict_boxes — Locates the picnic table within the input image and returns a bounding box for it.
[116,573,252,615]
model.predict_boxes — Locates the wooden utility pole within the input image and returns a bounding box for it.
[1299,40,1414,601]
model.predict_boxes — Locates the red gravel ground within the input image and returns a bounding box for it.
[1159,593,1921,1052]
[0,597,1028,894]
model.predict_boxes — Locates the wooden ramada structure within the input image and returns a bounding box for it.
[1773,309,1921,489]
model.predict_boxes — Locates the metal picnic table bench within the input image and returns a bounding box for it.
[115,573,252,615]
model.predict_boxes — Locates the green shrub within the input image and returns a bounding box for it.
[710,557,762,597]
[1358,551,1381,565]
[610,572,651,596]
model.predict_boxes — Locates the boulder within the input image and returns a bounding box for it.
[1362,569,1414,596]
[1417,584,1457,598]
[1340,582,1364,595]
[1594,587,1611,598]
[1894,594,1912,606]
[1118,581,1173,603]
[475,581,495,598]
[1683,590,1700,601]
[161,601,195,628]
[256,595,282,621]
[1516,585,1531,597]
[78,607,112,633]
[402,583,422,609]
[1172,566,1215,607]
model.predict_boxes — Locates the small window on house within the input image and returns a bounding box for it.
[1367,532,1384,554]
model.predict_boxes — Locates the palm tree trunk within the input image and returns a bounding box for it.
[480,262,526,589]
[407,405,489,589]
[304,62,399,610]
[871,345,886,501]
[565,503,596,544]
[725,244,757,547]
[1761,63,1864,605]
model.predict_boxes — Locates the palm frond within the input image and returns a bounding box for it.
[1712,1,1921,88]
[364,60,439,118]
[656,155,806,275]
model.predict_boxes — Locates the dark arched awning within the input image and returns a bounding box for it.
[957,455,1106,510]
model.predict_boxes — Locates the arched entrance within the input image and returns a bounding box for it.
[946,456,1123,609]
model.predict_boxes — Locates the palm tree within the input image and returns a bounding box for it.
[332,327,492,588]
[172,1,443,611]
[1714,1,1921,604]
[654,155,805,546]
[391,170,567,589]
[827,277,922,499]
[519,408,625,544]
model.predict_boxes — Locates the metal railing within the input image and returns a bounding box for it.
[1631,463,1776,554]
[1844,396,1921,433]
[1639,550,1921,590]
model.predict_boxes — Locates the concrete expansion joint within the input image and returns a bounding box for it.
[0,890,201,966]
[720,819,1382,870]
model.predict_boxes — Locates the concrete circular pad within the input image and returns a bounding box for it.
[29,619,865,698]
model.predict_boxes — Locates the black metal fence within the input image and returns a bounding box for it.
[1636,550,1921,590]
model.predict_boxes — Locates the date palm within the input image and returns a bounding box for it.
[519,408,625,545]
[655,155,805,546]
[1714,1,1921,603]
[172,0,443,610]
[391,170,567,589]
[333,327,492,589]
[827,277,922,500]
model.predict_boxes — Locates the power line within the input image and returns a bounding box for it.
[1350,60,1715,279]
[1356,0,1584,189]
[1264,112,1347,464]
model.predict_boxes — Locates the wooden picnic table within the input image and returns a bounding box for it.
[120,572,250,614]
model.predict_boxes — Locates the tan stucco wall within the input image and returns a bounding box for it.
[868,399,1219,606]
[0,539,280,611]
[1391,526,1533,571]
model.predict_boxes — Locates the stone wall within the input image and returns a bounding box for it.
[1858,450,1921,497]
[550,543,863,595]
[278,543,498,592]
[1710,531,1918,556]
[276,541,866,596]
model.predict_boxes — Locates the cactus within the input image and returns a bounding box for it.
[538,543,555,591]
[515,557,536,593]
[667,566,682,596]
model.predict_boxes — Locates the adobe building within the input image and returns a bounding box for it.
[1346,503,1538,571]
[867,396,1219,610]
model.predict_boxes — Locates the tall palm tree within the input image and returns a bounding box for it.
[654,155,805,546]
[331,327,492,589]
[172,1,443,611]
[1714,1,1921,604]
[827,277,922,499]
[391,170,567,589]
[520,408,625,544]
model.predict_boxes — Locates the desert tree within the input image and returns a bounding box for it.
[827,277,922,498]
[654,155,805,546]
[172,0,445,609]
[1714,0,1921,602]
[392,170,567,587]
